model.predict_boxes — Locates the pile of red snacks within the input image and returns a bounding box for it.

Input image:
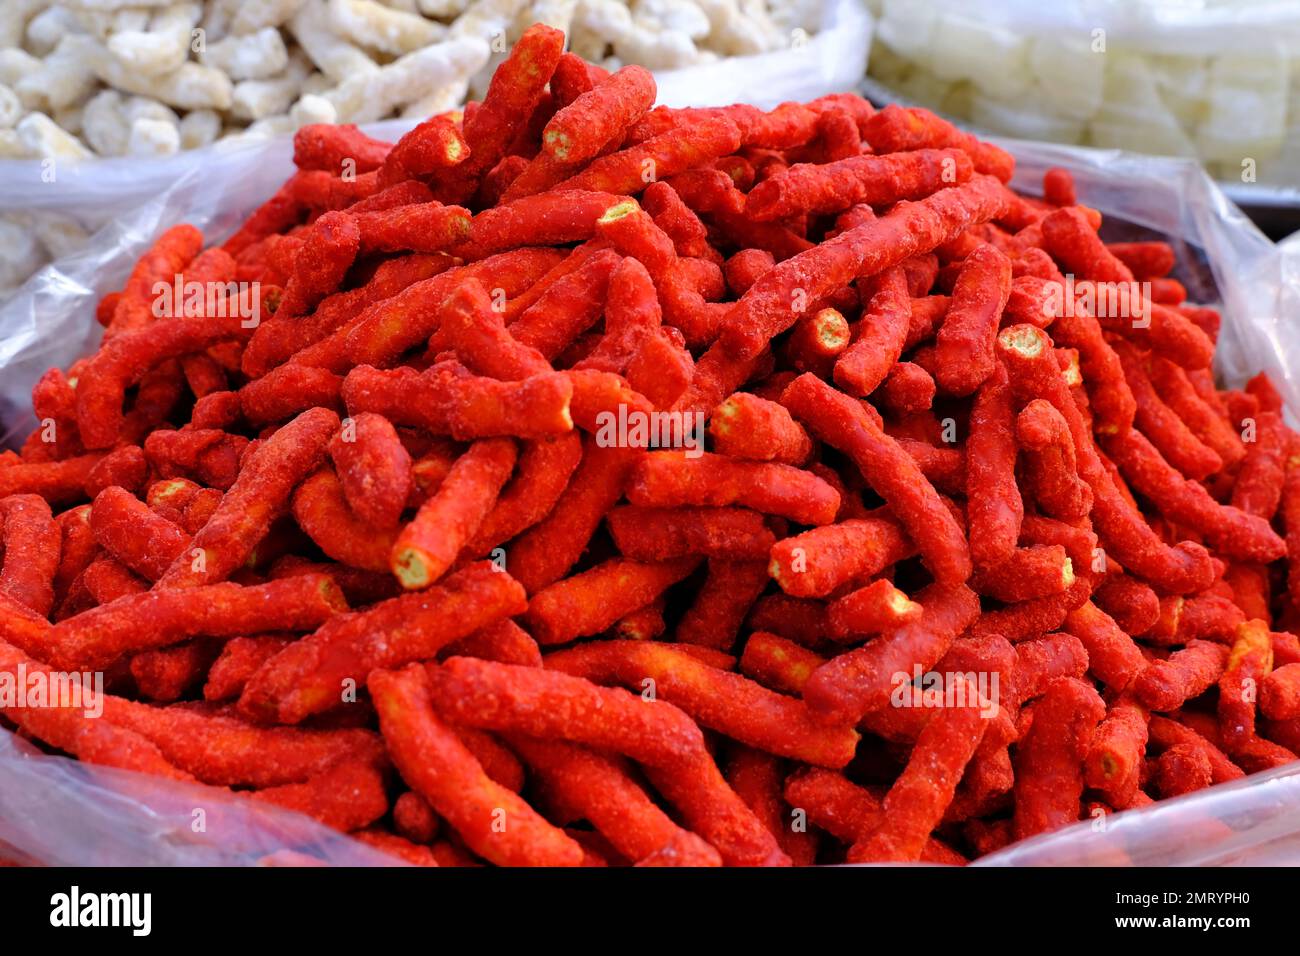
[3,23,1299,867]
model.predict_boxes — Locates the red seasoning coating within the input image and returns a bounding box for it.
[10,37,1300,867]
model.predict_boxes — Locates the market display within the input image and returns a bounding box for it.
[2,22,1299,867]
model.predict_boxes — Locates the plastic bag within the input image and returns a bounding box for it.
[864,0,1300,192]
[3,116,1300,864]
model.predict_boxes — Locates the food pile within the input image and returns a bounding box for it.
[867,0,1300,186]
[2,23,1299,867]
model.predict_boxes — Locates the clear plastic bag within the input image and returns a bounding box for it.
[865,0,1300,192]
[3,118,1300,864]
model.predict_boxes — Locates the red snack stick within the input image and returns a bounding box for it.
[341,362,573,440]
[350,202,472,257]
[203,634,294,702]
[1012,632,1089,705]
[293,123,390,173]
[1246,371,1284,411]
[739,630,826,695]
[1261,663,1300,720]
[1112,338,1221,479]
[278,211,361,317]
[506,438,638,593]
[781,374,969,584]
[0,495,59,616]
[1173,592,1246,643]
[143,428,249,490]
[1084,699,1149,808]
[429,655,708,769]
[1042,167,1076,206]
[1016,398,1092,521]
[326,412,411,531]
[1092,571,1160,636]
[453,27,565,183]
[1145,356,1245,468]
[1002,275,1062,328]
[83,444,147,499]
[441,620,543,669]
[440,277,554,379]
[1151,742,1212,797]
[462,432,583,560]
[725,248,776,295]
[970,545,1074,603]
[627,451,839,526]
[81,555,148,604]
[105,224,204,336]
[45,572,341,671]
[392,790,440,845]
[708,392,812,464]
[452,190,621,261]
[252,758,389,833]
[1012,677,1106,840]
[862,104,1014,182]
[624,330,695,410]
[552,116,742,196]
[130,639,223,702]
[1218,619,1274,748]
[1040,207,1133,284]
[827,579,923,641]
[782,768,966,865]
[676,558,770,650]
[155,407,338,588]
[1148,277,1187,305]
[802,583,980,725]
[1077,283,1215,371]
[299,249,560,372]
[724,745,819,866]
[878,362,936,415]
[0,454,103,503]
[613,599,667,641]
[932,243,1013,396]
[966,364,1024,569]
[849,675,991,863]
[370,664,583,867]
[746,149,972,221]
[291,466,399,572]
[242,253,453,377]
[90,485,190,581]
[76,310,257,449]
[1133,640,1230,712]
[510,736,720,867]
[1064,599,1147,692]
[998,324,1215,594]
[1107,241,1175,279]
[606,505,776,561]
[542,64,656,167]
[238,562,525,724]
[391,438,517,590]
[435,664,785,864]
[768,510,913,598]
[508,250,620,359]
[712,174,1008,371]
[53,504,96,603]
[524,557,698,646]
[377,114,467,186]
[1232,410,1286,521]
[780,307,850,378]
[643,181,713,259]
[1103,427,1284,563]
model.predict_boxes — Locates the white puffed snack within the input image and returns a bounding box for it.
[127,115,182,155]
[200,26,291,80]
[326,0,446,56]
[107,2,202,78]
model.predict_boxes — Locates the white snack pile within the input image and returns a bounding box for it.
[0,0,821,160]
[866,0,1300,187]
